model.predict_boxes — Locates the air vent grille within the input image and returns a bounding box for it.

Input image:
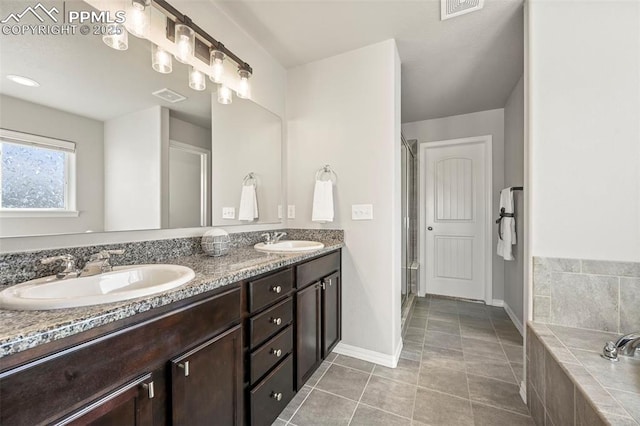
[152,88,187,103]
[441,0,484,20]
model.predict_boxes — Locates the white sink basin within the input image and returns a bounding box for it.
[0,264,195,311]
[254,240,325,254]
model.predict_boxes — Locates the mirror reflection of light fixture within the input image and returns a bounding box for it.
[103,25,128,50]
[174,23,195,64]
[236,66,251,99]
[218,84,233,104]
[209,48,225,83]
[152,44,172,73]
[126,0,151,38]
[189,66,206,91]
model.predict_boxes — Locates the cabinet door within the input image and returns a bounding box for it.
[171,325,243,426]
[296,282,322,390]
[55,374,155,426]
[322,272,341,358]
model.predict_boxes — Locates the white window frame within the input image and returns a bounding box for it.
[0,128,78,218]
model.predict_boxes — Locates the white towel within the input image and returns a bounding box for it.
[497,188,516,260]
[238,184,258,221]
[312,180,334,223]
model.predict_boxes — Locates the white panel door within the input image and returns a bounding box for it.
[424,142,486,300]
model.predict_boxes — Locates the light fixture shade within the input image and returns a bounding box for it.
[189,66,206,91]
[218,84,233,104]
[125,0,150,38]
[209,50,225,83]
[237,68,251,99]
[152,44,172,73]
[103,25,128,50]
[174,23,195,64]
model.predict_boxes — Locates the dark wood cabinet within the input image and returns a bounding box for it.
[295,282,322,389]
[322,272,341,357]
[171,325,243,426]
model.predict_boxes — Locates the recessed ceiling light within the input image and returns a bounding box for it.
[6,75,40,87]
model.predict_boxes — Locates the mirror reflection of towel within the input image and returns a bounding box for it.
[312,180,334,222]
[238,184,258,221]
[497,188,516,260]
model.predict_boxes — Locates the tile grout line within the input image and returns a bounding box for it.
[346,367,373,425]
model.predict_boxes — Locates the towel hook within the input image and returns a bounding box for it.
[315,164,337,184]
[242,172,257,187]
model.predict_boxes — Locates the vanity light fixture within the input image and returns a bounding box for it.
[6,75,40,87]
[209,47,225,83]
[236,65,251,99]
[174,23,195,64]
[218,84,233,104]
[189,66,206,91]
[126,0,151,39]
[151,44,172,73]
[103,25,128,51]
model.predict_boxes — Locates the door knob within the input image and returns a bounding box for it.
[427,227,433,231]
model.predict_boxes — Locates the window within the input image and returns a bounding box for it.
[0,129,77,217]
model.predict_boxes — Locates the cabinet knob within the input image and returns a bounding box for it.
[270,348,282,357]
[271,285,282,294]
[141,381,155,399]
[270,317,282,325]
[270,392,283,401]
[178,361,190,377]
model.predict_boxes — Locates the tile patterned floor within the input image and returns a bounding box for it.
[272,296,534,426]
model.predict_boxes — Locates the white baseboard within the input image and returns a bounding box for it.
[519,381,526,404]
[333,340,403,368]
[490,299,505,307]
[503,302,524,336]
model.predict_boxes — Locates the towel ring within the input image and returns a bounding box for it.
[315,165,337,184]
[243,172,257,187]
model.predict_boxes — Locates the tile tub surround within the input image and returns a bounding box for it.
[0,231,343,358]
[526,322,640,426]
[532,256,640,333]
[0,228,344,287]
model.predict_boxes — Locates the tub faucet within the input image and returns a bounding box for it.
[602,332,640,361]
[81,250,125,276]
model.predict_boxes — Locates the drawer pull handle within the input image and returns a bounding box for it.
[178,361,190,377]
[271,392,283,401]
[271,285,282,294]
[270,348,282,357]
[270,317,282,325]
[141,382,155,399]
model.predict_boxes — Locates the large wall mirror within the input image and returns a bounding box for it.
[0,0,282,238]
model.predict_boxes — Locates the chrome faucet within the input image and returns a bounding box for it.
[261,232,287,245]
[602,332,640,361]
[41,254,80,280]
[80,250,125,277]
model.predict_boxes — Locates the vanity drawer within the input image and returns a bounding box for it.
[250,326,293,385]
[249,354,294,426]
[248,268,293,313]
[296,251,340,289]
[249,298,293,348]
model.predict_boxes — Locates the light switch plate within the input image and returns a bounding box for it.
[352,204,373,220]
[222,207,235,219]
[287,205,296,219]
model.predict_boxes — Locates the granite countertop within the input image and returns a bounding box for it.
[0,242,343,359]
[529,322,640,425]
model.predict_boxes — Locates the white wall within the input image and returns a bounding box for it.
[0,95,104,237]
[403,109,506,301]
[529,0,640,262]
[169,116,211,151]
[503,76,525,325]
[287,40,403,363]
[104,106,163,231]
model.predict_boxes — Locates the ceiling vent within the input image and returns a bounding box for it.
[441,0,484,20]
[152,88,187,103]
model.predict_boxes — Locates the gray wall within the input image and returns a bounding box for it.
[402,109,506,302]
[0,95,104,237]
[503,76,525,327]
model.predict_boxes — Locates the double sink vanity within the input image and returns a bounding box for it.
[0,230,343,425]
